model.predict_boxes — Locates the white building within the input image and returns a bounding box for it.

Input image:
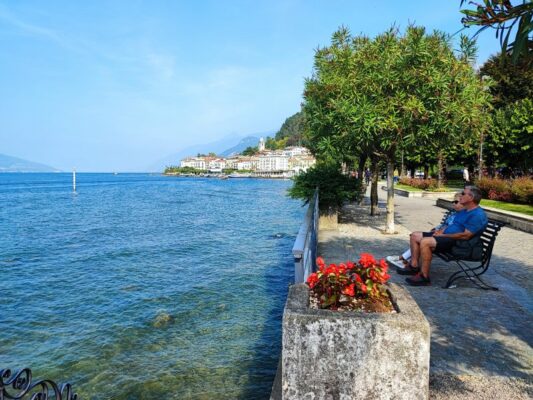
[283,146,309,157]
[207,158,226,172]
[258,152,289,172]
[289,155,316,174]
[180,157,206,170]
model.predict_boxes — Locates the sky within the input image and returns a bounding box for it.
[0,1,502,172]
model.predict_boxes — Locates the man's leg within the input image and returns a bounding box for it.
[409,231,424,267]
[419,237,437,278]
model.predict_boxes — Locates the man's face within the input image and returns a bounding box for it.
[459,189,473,205]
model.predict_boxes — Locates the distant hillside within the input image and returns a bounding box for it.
[275,111,306,146]
[0,153,60,172]
[219,136,260,157]
[146,131,274,171]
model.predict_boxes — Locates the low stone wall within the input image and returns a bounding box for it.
[436,198,533,234]
[281,283,430,400]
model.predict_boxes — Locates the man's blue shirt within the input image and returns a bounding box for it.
[444,207,488,235]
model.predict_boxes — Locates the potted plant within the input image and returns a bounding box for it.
[281,254,430,399]
[288,163,363,229]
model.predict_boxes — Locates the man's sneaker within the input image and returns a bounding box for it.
[396,264,419,275]
[386,255,400,263]
[386,255,406,269]
[405,273,431,286]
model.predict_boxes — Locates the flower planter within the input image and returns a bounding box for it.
[282,283,430,399]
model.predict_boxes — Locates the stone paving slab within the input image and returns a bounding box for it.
[318,186,533,399]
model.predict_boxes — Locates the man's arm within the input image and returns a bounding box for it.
[433,229,474,240]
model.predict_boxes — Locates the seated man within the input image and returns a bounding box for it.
[398,186,488,286]
[387,192,463,269]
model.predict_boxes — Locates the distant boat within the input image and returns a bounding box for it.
[219,175,229,180]
[228,173,252,178]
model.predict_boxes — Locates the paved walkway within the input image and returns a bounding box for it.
[318,185,533,399]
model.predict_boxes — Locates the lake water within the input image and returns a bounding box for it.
[0,173,305,399]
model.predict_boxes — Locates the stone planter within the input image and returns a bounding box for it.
[319,207,338,230]
[282,283,430,400]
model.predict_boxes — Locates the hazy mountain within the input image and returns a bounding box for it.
[219,136,260,157]
[0,153,60,172]
[147,131,273,172]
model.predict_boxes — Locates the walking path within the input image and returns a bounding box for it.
[318,185,533,399]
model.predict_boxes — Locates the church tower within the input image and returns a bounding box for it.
[258,137,265,152]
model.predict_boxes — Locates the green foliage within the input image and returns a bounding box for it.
[288,163,363,210]
[275,111,307,146]
[241,146,258,156]
[479,54,533,109]
[460,0,533,64]
[486,98,533,172]
[265,136,286,150]
[164,166,205,174]
[303,25,491,168]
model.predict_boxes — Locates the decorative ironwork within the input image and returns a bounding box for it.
[0,368,78,400]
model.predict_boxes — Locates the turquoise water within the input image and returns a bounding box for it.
[0,173,305,399]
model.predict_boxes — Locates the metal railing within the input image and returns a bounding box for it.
[0,368,78,400]
[292,189,319,283]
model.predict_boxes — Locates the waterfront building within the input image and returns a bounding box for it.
[181,157,207,170]
[289,155,316,174]
[257,151,289,172]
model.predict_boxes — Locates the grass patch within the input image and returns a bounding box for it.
[480,199,533,217]
[395,183,424,192]
[395,183,453,192]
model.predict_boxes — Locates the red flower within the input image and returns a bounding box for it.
[360,283,368,293]
[307,273,319,289]
[354,273,362,283]
[379,259,388,271]
[359,253,376,268]
[317,257,325,269]
[342,283,356,297]
[346,261,355,270]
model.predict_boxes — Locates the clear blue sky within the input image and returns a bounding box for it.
[0,1,501,172]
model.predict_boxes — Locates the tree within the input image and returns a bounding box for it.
[303,26,491,233]
[460,0,533,63]
[479,53,533,108]
[487,98,533,172]
[275,111,307,146]
[241,146,258,156]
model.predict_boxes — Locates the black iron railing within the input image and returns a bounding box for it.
[0,368,77,400]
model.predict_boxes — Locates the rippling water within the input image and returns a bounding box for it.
[0,173,305,399]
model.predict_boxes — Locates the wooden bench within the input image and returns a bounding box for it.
[434,211,505,290]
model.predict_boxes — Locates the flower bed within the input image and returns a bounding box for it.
[476,177,533,205]
[400,178,447,192]
[307,254,393,312]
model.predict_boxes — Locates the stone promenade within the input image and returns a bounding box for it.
[318,185,533,399]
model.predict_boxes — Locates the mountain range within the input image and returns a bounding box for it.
[0,153,60,173]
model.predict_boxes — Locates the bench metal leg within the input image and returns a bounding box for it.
[444,261,498,291]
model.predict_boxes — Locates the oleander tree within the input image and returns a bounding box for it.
[303,26,491,233]
[460,0,532,64]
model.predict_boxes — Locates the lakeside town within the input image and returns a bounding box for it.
[165,137,316,178]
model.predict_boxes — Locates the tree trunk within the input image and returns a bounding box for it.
[424,165,429,179]
[358,155,367,182]
[385,160,395,234]
[370,158,379,216]
[437,152,444,188]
